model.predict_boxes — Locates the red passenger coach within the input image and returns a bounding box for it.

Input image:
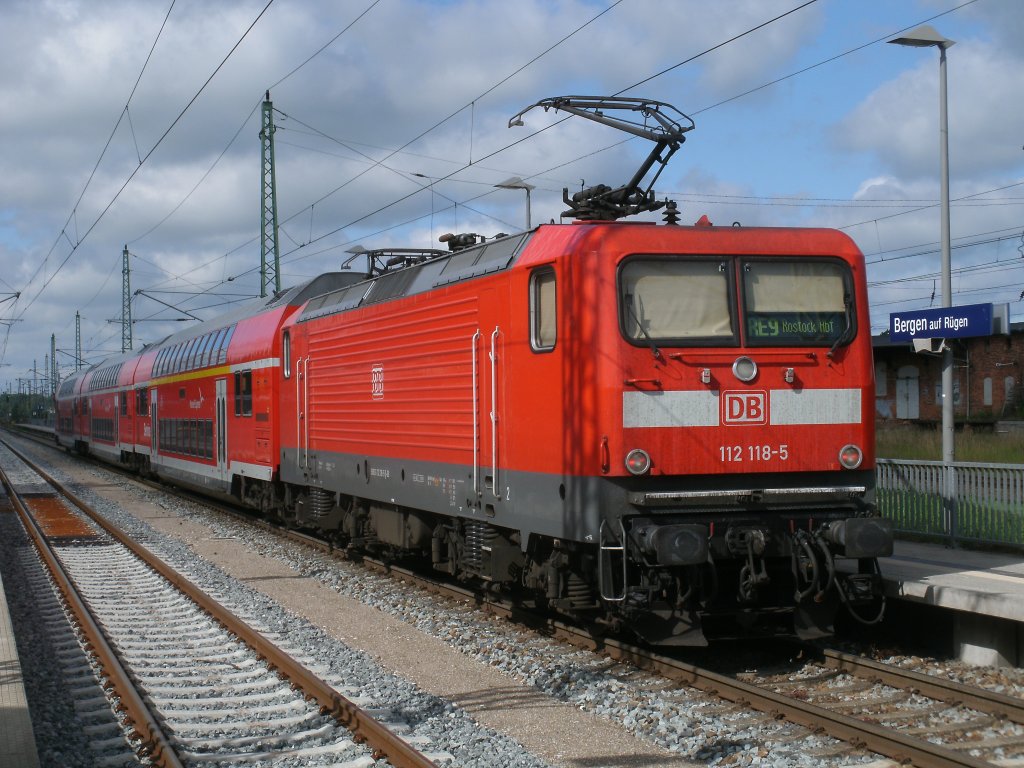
[134,273,364,504]
[55,370,88,450]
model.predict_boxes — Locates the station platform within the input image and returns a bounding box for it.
[0,546,40,767]
[875,540,1024,666]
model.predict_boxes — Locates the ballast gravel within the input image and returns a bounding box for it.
[8,442,951,768]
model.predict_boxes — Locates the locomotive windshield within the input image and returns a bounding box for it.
[620,259,735,343]
[618,256,853,347]
[742,259,851,346]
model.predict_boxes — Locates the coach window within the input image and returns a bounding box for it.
[282,331,292,378]
[120,393,128,416]
[209,329,225,366]
[170,343,184,374]
[234,370,253,416]
[184,337,200,370]
[218,326,235,364]
[181,338,194,371]
[198,332,215,367]
[529,268,556,352]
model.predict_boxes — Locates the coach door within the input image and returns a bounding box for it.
[149,389,158,460]
[215,378,228,480]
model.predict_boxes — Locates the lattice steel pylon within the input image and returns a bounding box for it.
[121,245,133,353]
[75,311,82,372]
[50,334,58,393]
[260,91,281,298]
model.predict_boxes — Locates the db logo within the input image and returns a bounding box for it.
[371,364,385,400]
[723,391,767,425]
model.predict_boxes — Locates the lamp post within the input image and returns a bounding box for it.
[888,24,957,538]
[495,176,535,231]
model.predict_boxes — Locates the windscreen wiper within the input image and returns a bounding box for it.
[624,298,661,360]
[827,292,854,359]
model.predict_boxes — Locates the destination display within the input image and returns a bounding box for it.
[746,312,845,344]
[889,303,997,341]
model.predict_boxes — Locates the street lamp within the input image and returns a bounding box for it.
[888,24,957,534]
[494,176,535,231]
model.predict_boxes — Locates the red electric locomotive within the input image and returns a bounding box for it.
[276,222,888,644]
[272,98,891,645]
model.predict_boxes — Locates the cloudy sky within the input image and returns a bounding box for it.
[1,0,1021,391]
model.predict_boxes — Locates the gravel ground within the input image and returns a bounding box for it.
[17,438,1021,767]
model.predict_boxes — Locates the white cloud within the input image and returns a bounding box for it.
[1,0,1022,382]
[835,40,1023,181]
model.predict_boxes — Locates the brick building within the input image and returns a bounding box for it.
[873,322,1024,423]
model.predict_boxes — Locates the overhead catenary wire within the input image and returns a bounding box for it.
[128,0,1009,325]
[11,1,1016,369]
[122,0,631,307]
[2,0,278,370]
[0,0,178,366]
[8,0,277,326]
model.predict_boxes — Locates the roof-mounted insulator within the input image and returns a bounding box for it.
[662,200,680,225]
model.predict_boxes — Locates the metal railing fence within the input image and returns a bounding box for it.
[877,459,1024,549]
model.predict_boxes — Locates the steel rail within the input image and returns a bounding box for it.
[542,625,994,768]
[0,464,184,768]
[133,506,1007,766]
[340,551,1000,768]
[823,647,1024,725]
[1,438,439,768]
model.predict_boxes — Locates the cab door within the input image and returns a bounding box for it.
[472,286,509,510]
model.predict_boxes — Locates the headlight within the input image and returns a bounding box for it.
[732,356,758,382]
[839,444,863,469]
[625,448,651,475]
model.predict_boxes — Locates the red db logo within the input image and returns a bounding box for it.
[723,391,767,425]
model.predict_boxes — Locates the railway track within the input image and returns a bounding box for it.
[140,501,1024,766]
[0,435,444,768]
[8,425,1024,767]
[170,495,1024,766]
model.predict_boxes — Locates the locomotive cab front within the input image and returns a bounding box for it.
[577,221,891,645]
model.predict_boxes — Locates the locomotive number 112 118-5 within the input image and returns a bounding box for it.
[719,444,790,463]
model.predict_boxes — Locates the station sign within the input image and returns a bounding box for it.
[889,303,998,341]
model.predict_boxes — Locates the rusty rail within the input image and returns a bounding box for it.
[1,438,438,768]
[0,466,184,768]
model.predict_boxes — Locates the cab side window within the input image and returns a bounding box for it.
[530,268,556,352]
